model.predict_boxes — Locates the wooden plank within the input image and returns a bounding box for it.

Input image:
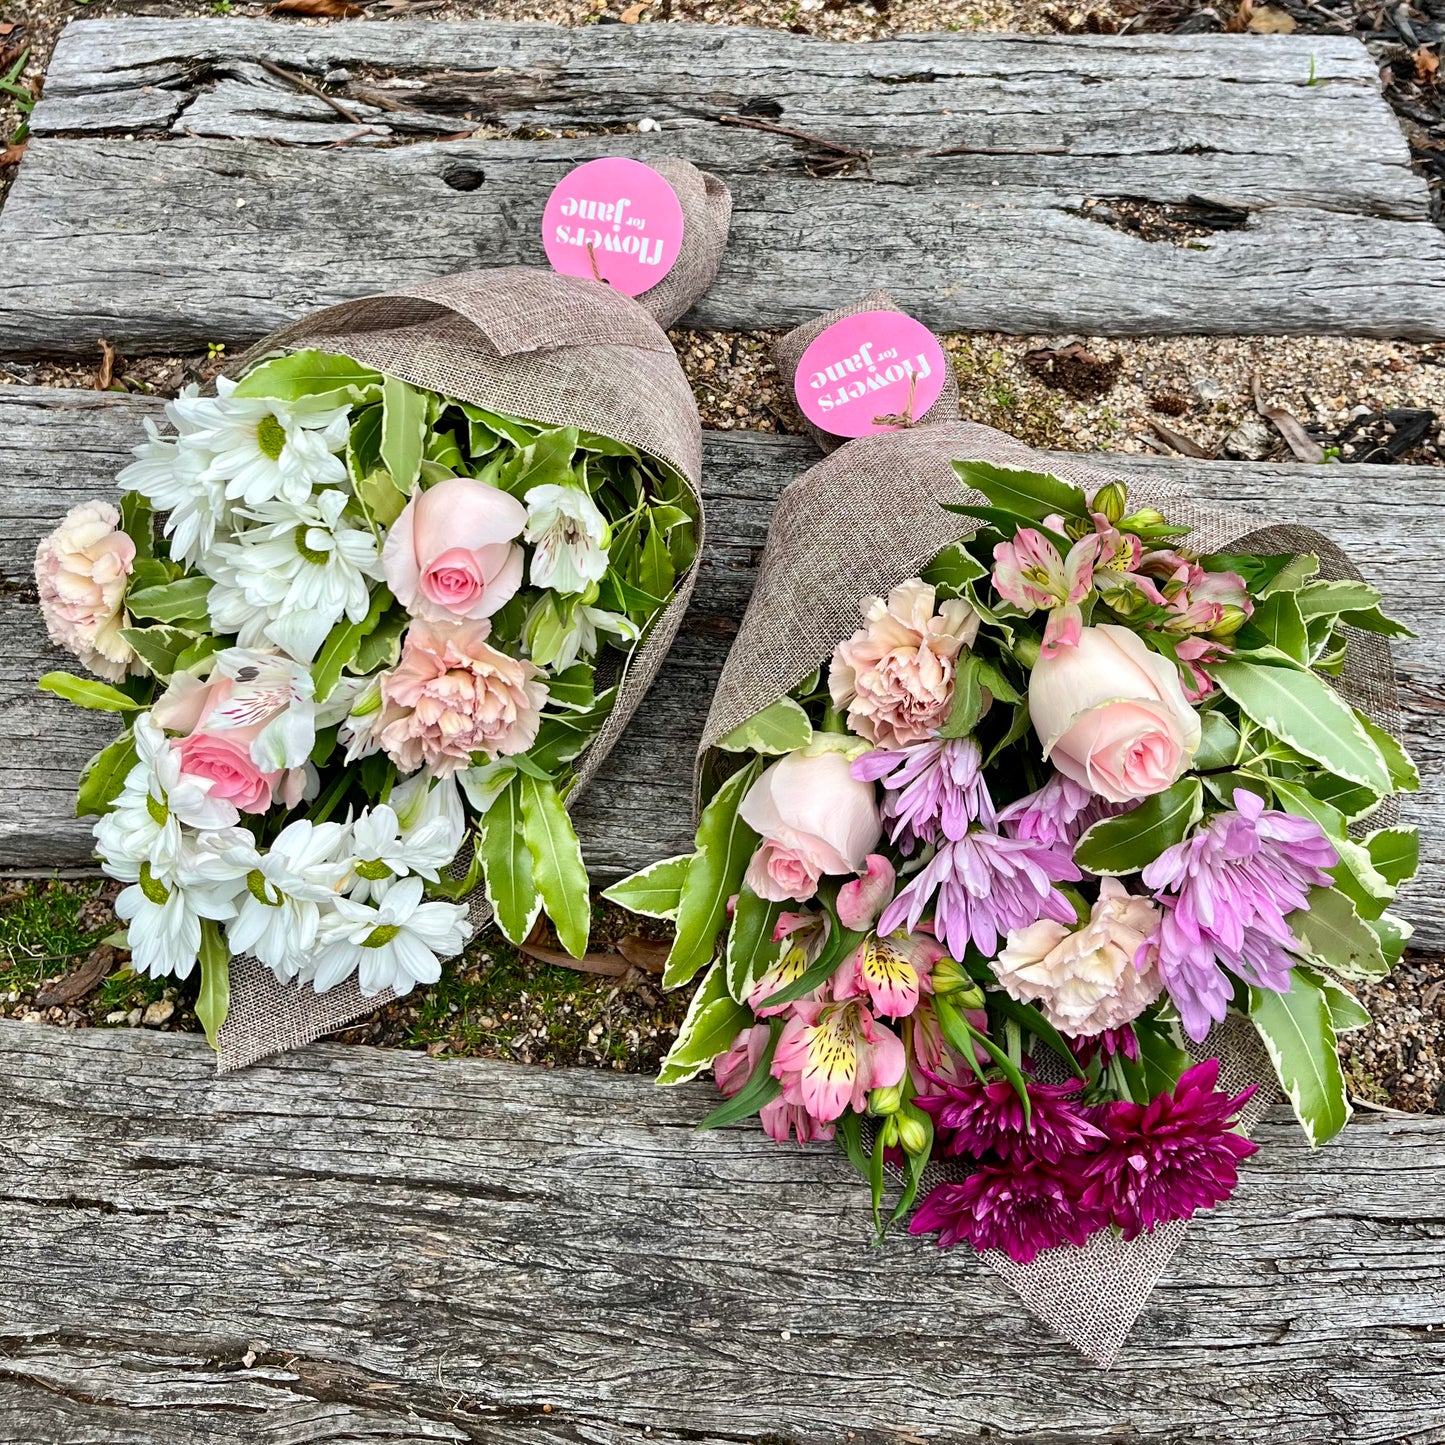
[1,385,1439,947]
[0,1022,1442,1443]
[1,21,1441,351]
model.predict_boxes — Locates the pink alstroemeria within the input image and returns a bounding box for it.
[837,854,897,932]
[747,911,829,1017]
[714,1024,835,1144]
[991,523,1101,658]
[834,929,942,1019]
[773,999,907,1123]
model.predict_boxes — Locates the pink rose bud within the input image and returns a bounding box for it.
[1028,623,1200,804]
[175,731,275,814]
[382,475,527,622]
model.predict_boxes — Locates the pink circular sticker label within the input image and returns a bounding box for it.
[795,311,947,438]
[542,157,685,297]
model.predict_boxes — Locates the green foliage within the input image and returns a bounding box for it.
[1074,778,1202,875]
[39,673,142,713]
[311,589,391,702]
[519,775,591,959]
[716,697,813,755]
[196,919,231,1050]
[656,961,752,1086]
[724,883,786,1002]
[480,779,541,945]
[602,854,691,920]
[76,730,138,817]
[1249,973,1351,1146]
[125,575,214,626]
[951,460,1090,522]
[380,375,429,492]
[232,349,383,406]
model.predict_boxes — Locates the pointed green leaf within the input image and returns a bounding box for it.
[1365,827,1419,889]
[602,854,691,921]
[119,491,155,563]
[118,624,198,681]
[938,654,986,739]
[1369,911,1413,968]
[639,512,676,601]
[311,588,389,703]
[697,1017,783,1129]
[951,460,1090,522]
[716,697,814,755]
[39,673,142,713]
[1249,973,1351,1146]
[356,467,408,527]
[196,919,231,1051]
[921,540,988,597]
[1294,579,1384,621]
[125,575,213,625]
[480,779,541,945]
[1298,965,1371,1034]
[725,882,786,1002]
[1239,591,1308,665]
[353,605,409,676]
[1289,885,1389,982]
[380,375,429,493]
[1354,711,1419,793]
[1073,778,1202,876]
[1257,553,1319,596]
[1338,605,1414,640]
[233,348,383,406]
[656,961,751,1086]
[76,730,138,817]
[519,775,590,959]
[1194,711,1241,771]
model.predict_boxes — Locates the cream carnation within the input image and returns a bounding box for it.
[828,579,980,747]
[378,619,548,777]
[992,877,1164,1037]
[35,501,140,682]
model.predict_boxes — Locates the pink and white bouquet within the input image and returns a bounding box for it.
[37,347,697,1043]
[608,461,1417,1262]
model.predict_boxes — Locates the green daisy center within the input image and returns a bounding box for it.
[138,861,170,905]
[361,924,400,949]
[256,413,287,461]
[293,525,332,566]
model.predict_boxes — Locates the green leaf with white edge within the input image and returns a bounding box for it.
[725,882,786,1003]
[425,426,466,472]
[118,491,154,562]
[656,961,751,1086]
[942,504,1072,553]
[951,460,1090,522]
[716,696,813,755]
[119,624,199,681]
[1273,779,1394,921]
[1294,579,1383,621]
[1194,710,1241,771]
[499,427,579,500]
[233,348,383,406]
[602,853,691,921]
[125,575,213,626]
[1354,710,1419,793]
[1209,660,1391,795]
[76,730,138,817]
[1289,885,1389,982]
[1339,605,1414,640]
[311,588,390,703]
[921,540,988,597]
[1302,772,1382,825]
[480,779,541,945]
[697,1018,783,1129]
[664,760,761,990]
[196,919,231,1051]
[1258,553,1319,597]
[1298,965,1371,1034]
[1370,911,1413,968]
[380,375,428,493]
[1365,827,1419,888]
[546,663,596,712]
[356,467,408,528]
[938,653,986,739]
[639,511,676,601]
[519,775,591,959]
[1073,778,1202,876]
[1239,590,1308,666]
[39,672,142,713]
[1249,972,1351,1146]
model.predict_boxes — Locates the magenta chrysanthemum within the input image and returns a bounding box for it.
[878,827,1081,961]
[1079,1058,1258,1239]
[915,1070,1105,1164]
[852,736,995,854]
[1141,789,1337,1041]
[908,1157,1102,1263]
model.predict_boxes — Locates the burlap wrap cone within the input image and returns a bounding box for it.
[215,158,732,1072]
[696,311,1402,1366]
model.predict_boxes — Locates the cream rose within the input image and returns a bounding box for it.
[992,877,1164,1037]
[34,501,140,682]
[1028,624,1200,804]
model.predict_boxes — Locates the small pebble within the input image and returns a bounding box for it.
[637,116,661,132]
[142,1000,175,1028]
[323,67,351,85]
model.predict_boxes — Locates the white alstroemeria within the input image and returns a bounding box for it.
[202,489,382,663]
[457,760,516,818]
[175,377,350,508]
[389,771,466,840]
[224,819,353,982]
[113,827,255,980]
[306,875,471,998]
[523,483,610,594]
[338,675,389,763]
[346,796,465,904]
[202,648,318,771]
[526,591,638,674]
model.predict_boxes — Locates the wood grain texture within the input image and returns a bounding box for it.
[0,1021,1441,1444]
[1,386,1438,946]
[2,20,1441,350]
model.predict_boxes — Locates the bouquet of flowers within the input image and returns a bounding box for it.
[608,455,1418,1268]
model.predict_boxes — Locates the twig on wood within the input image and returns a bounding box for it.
[717,112,869,159]
[322,127,384,149]
[928,143,1071,157]
[257,58,366,126]
[1148,418,1213,459]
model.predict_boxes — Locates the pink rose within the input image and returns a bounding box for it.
[153,670,282,815]
[379,619,548,777]
[1028,624,1200,804]
[382,475,527,622]
[35,500,139,682]
[829,579,980,748]
[739,750,883,904]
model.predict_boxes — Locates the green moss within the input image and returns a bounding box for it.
[946,338,1071,450]
[0,878,114,994]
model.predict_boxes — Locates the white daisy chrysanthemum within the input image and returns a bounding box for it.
[523,484,610,594]
[202,489,382,663]
[526,592,638,673]
[306,875,471,998]
[224,819,353,982]
[346,791,466,904]
[174,377,351,508]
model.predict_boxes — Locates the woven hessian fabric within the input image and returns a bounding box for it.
[216,159,731,1072]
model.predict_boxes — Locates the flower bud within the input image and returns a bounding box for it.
[1209,604,1249,639]
[1095,579,1141,617]
[898,1115,929,1155]
[932,958,985,1009]
[869,1084,903,1116]
[1092,481,1128,525]
[880,1116,901,1148]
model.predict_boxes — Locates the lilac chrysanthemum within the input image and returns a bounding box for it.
[878,828,1081,961]
[915,1070,1105,1164]
[908,1157,1103,1263]
[997,771,1128,851]
[1079,1058,1258,1239]
[1141,788,1338,1041]
[852,736,995,854]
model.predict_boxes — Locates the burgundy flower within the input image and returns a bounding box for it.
[915,1070,1104,1165]
[1066,1025,1140,1067]
[909,1157,1103,1263]
[1079,1057,1258,1239]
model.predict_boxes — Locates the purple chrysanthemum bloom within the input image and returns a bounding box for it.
[1066,1025,1140,1067]
[1141,789,1338,1041]
[997,771,1128,851]
[1079,1058,1258,1239]
[852,736,995,853]
[878,828,1081,961]
[916,1069,1105,1164]
[909,1157,1103,1263]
